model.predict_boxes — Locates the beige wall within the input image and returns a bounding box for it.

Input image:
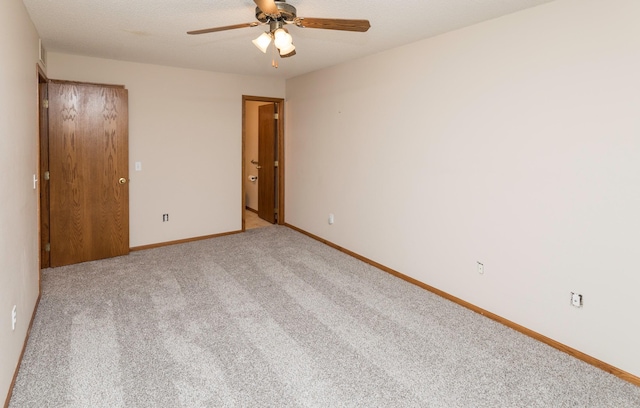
[4,0,639,399]
[0,0,41,401]
[244,101,273,211]
[47,54,285,247]
[285,0,640,377]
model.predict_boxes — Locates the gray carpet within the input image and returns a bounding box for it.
[10,226,640,407]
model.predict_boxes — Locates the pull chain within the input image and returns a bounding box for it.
[271,40,278,68]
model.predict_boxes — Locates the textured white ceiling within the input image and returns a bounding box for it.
[23,0,556,79]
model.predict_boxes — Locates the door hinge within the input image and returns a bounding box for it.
[43,99,49,109]
[44,171,50,181]
[274,161,279,167]
[45,243,50,252]
[274,113,279,120]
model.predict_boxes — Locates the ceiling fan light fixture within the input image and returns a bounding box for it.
[252,32,272,53]
[273,28,293,50]
[188,0,372,65]
[278,43,295,56]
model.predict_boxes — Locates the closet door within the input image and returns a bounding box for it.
[48,81,129,266]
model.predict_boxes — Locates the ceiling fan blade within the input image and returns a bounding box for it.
[187,22,258,35]
[295,18,371,32]
[254,0,280,17]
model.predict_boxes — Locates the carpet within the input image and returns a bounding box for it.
[9,226,640,407]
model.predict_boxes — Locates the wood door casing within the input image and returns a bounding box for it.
[39,81,50,268]
[241,95,284,231]
[48,81,129,266]
[258,103,277,224]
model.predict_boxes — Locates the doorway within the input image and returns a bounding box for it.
[242,95,285,230]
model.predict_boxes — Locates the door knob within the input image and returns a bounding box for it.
[119,177,127,184]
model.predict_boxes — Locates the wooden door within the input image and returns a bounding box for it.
[48,81,129,266]
[258,103,277,224]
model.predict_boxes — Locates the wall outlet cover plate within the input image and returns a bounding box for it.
[571,292,583,307]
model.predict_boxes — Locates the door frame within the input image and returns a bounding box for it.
[37,65,49,269]
[241,95,285,231]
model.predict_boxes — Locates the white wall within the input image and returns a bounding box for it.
[0,0,41,401]
[47,54,285,247]
[285,0,640,377]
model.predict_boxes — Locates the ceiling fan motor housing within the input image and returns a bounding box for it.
[255,1,297,22]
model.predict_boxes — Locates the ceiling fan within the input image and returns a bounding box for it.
[187,0,371,63]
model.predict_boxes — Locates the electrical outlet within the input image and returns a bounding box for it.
[571,292,583,308]
[477,262,484,275]
[162,214,169,222]
[328,213,334,225]
[11,305,17,331]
